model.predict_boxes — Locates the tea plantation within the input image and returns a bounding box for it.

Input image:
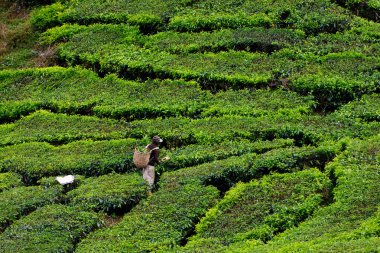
[0,0,379,252]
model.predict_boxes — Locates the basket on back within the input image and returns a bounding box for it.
[133,149,150,169]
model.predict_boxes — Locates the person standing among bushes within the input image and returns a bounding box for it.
[144,136,168,195]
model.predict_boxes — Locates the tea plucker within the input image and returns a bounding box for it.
[144,136,169,195]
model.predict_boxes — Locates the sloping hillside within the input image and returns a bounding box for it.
[0,0,379,252]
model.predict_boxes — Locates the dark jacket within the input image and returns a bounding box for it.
[146,144,160,166]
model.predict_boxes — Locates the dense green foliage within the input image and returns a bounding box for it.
[0,185,62,231]
[0,0,379,252]
[0,172,23,192]
[0,204,102,253]
[190,169,331,244]
[0,139,139,183]
[67,172,147,212]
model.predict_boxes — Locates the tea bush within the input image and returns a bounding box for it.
[0,139,139,183]
[0,185,62,232]
[0,110,129,146]
[189,169,330,245]
[335,93,380,121]
[0,204,102,253]
[0,172,23,192]
[161,139,294,172]
[168,13,273,32]
[67,172,147,213]
[144,28,304,54]
[75,155,254,252]
[223,136,380,252]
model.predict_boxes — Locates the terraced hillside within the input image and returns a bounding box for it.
[0,0,379,252]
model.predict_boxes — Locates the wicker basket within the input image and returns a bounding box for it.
[133,149,150,169]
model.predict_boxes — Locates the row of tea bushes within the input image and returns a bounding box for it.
[211,135,380,252]
[143,28,304,54]
[75,155,253,252]
[185,169,330,247]
[338,0,380,22]
[0,89,315,145]
[198,89,315,118]
[167,13,272,32]
[44,22,380,58]
[0,110,129,146]
[1,68,317,123]
[75,141,340,252]
[335,93,380,122]
[0,67,209,122]
[160,138,294,172]
[0,172,23,192]
[55,30,380,109]
[31,0,352,35]
[67,172,147,213]
[59,44,273,91]
[0,139,139,183]
[291,22,380,57]
[0,185,62,232]
[127,114,380,147]
[0,204,102,253]
[0,114,375,184]
[31,2,163,32]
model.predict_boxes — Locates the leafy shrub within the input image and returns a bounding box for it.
[291,74,378,111]
[144,28,305,54]
[76,155,256,252]
[39,24,88,45]
[190,169,330,245]
[0,204,102,253]
[0,139,140,183]
[0,68,210,121]
[235,136,380,252]
[30,2,66,31]
[76,181,219,252]
[0,172,23,192]
[0,185,62,232]
[200,89,315,117]
[335,93,380,121]
[160,139,294,172]
[0,110,129,146]
[168,13,273,32]
[67,172,147,212]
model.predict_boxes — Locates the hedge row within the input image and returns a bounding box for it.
[0,172,23,192]
[76,144,338,252]
[31,0,352,35]
[54,28,380,108]
[31,2,163,32]
[335,93,380,122]
[170,144,338,192]
[59,44,273,91]
[144,28,305,54]
[160,138,294,172]
[168,13,273,32]
[338,0,380,21]
[67,172,147,213]
[1,112,374,184]
[0,204,102,253]
[0,185,62,232]
[187,169,330,245]
[75,155,252,252]
[0,110,129,146]
[217,136,380,252]
[0,67,316,122]
[128,114,380,147]
[291,21,380,57]
[0,67,211,122]
[0,139,140,183]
